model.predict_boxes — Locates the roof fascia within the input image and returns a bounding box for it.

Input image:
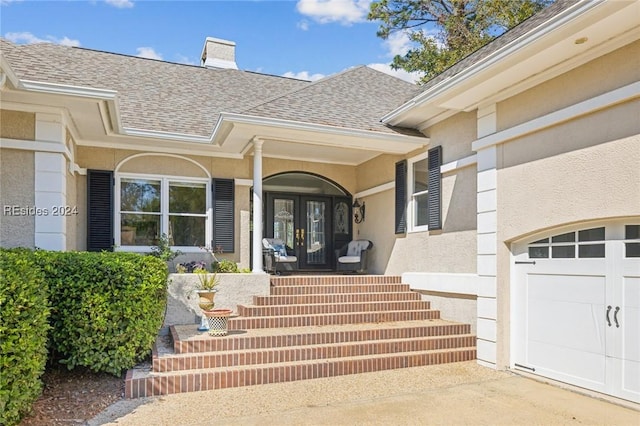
[217,112,427,144]
[0,53,20,89]
[381,0,605,126]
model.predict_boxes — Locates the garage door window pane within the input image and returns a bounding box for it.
[625,225,640,239]
[578,244,605,258]
[529,246,549,258]
[552,232,575,243]
[626,243,640,258]
[552,245,575,258]
[578,227,604,242]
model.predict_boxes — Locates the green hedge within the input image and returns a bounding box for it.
[34,251,168,375]
[0,249,50,426]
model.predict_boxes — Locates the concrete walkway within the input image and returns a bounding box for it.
[90,361,639,425]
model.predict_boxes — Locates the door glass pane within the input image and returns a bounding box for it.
[306,200,326,265]
[578,244,605,258]
[334,202,349,234]
[626,225,640,240]
[529,246,549,258]
[552,232,575,243]
[274,199,295,249]
[552,245,575,258]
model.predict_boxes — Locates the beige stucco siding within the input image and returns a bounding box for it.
[384,111,478,275]
[264,158,356,195]
[0,110,36,140]
[0,149,35,248]
[65,167,78,250]
[498,40,640,131]
[497,100,640,243]
[356,154,403,192]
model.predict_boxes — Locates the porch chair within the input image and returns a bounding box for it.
[262,238,298,275]
[335,239,373,274]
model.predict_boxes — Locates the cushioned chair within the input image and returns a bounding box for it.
[335,239,373,274]
[262,238,298,275]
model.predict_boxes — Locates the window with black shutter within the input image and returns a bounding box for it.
[87,169,114,252]
[427,146,442,230]
[212,178,235,253]
[395,160,407,234]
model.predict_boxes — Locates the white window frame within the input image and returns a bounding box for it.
[408,152,429,233]
[114,172,211,253]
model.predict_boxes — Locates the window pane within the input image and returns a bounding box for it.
[120,179,160,212]
[552,245,575,258]
[578,227,605,242]
[170,216,205,246]
[415,193,429,227]
[552,232,575,243]
[413,159,428,193]
[531,238,548,244]
[625,225,640,240]
[121,213,160,246]
[169,182,206,214]
[529,246,549,258]
[626,243,640,258]
[579,244,605,258]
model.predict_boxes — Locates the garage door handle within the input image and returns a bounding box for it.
[606,305,612,327]
[614,306,620,328]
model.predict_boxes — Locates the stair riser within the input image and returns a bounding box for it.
[238,301,432,317]
[271,276,402,287]
[156,336,477,371]
[127,349,477,398]
[254,292,421,305]
[229,310,440,330]
[270,284,411,295]
[173,323,472,353]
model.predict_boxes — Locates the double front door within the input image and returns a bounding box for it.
[265,194,351,271]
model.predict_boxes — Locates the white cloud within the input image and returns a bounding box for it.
[297,20,310,31]
[367,63,420,84]
[384,31,412,57]
[5,31,80,46]
[136,47,162,60]
[1,0,24,5]
[296,0,372,25]
[105,0,134,8]
[282,70,325,81]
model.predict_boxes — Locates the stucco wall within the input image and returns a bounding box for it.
[352,189,395,274]
[0,149,35,248]
[263,157,356,195]
[65,165,78,250]
[497,40,640,131]
[0,110,35,140]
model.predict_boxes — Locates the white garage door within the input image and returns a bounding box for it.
[513,221,639,403]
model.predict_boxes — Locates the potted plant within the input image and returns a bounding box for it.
[194,267,218,312]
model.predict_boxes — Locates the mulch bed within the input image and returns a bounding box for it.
[19,367,124,426]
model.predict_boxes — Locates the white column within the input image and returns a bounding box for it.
[476,104,498,368]
[34,113,67,250]
[251,138,265,273]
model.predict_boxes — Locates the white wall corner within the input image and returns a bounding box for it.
[477,104,497,138]
[35,112,65,144]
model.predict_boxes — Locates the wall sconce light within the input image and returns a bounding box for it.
[353,199,365,223]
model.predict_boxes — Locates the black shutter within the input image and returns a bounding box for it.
[395,160,407,234]
[212,178,234,253]
[427,146,443,230]
[87,170,114,252]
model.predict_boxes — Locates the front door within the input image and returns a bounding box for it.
[267,194,333,271]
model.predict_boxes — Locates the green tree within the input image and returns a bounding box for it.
[368,0,552,83]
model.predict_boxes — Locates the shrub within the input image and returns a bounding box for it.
[0,249,50,426]
[214,259,240,273]
[34,251,168,376]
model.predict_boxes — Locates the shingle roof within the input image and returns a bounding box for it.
[244,66,423,136]
[0,39,422,138]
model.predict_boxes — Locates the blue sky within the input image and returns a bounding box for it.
[1,0,420,82]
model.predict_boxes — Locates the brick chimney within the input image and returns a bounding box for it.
[200,37,238,70]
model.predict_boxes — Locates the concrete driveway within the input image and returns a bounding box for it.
[90,361,639,425]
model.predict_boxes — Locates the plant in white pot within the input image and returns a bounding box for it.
[194,267,218,331]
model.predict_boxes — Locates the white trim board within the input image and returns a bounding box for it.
[402,272,478,296]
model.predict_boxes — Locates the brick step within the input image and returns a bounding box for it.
[270,275,402,287]
[126,347,477,398]
[171,321,473,354]
[228,310,441,329]
[154,335,477,372]
[253,292,421,306]
[270,283,412,295]
[237,300,432,317]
